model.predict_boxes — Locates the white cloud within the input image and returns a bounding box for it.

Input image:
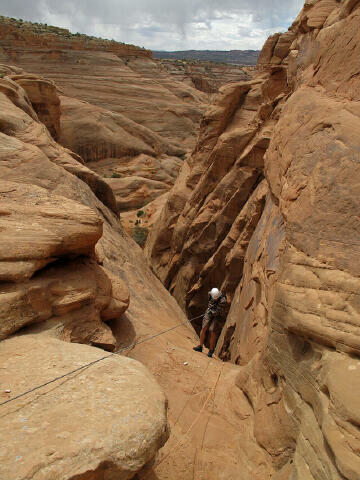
[1,0,305,50]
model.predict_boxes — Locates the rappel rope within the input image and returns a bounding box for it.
[0,313,205,408]
[139,361,224,480]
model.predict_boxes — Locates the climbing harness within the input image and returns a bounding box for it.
[0,313,205,408]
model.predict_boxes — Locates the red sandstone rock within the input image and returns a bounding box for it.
[0,66,271,480]
[0,335,168,480]
[1,2,360,479]
[10,73,61,140]
[148,2,360,479]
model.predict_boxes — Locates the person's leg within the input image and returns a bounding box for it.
[209,331,217,351]
[193,325,208,352]
[207,321,218,357]
[194,318,209,352]
[200,325,208,346]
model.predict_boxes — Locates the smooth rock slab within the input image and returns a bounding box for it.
[0,335,169,480]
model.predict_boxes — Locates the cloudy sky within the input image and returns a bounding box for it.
[1,0,304,51]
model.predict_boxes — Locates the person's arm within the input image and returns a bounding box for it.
[217,295,227,315]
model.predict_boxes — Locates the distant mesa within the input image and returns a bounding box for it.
[0,15,152,57]
[153,49,260,65]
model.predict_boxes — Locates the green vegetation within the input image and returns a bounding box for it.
[137,210,145,218]
[111,172,121,178]
[133,225,149,247]
[0,15,149,52]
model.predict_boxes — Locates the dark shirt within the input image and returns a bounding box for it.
[206,292,227,318]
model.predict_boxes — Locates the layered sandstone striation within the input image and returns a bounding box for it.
[158,59,253,93]
[0,16,222,223]
[0,15,151,57]
[1,2,360,479]
[0,17,207,152]
[0,69,172,478]
[0,15,256,229]
[0,64,272,479]
[0,75,128,349]
[147,1,360,478]
[145,68,286,320]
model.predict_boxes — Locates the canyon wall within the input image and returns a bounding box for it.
[0,15,152,57]
[1,2,359,479]
[158,59,253,93]
[147,1,360,478]
[0,16,205,153]
[0,16,254,243]
[0,16,206,232]
[0,64,273,479]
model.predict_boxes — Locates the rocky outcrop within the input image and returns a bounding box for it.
[0,335,168,480]
[94,155,182,213]
[0,15,151,57]
[0,63,273,480]
[0,76,117,214]
[9,73,61,140]
[0,77,129,349]
[1,2,359,479]
[147,1,360,478]
[0,18,208,152]
[158,59,253,93]
[0,15,256,227]
[0,16,214,224]
[0,67,175,479]
[145,67,287,322]
[59,95,183,161]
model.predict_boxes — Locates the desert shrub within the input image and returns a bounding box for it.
[137,210,145,218]
[133,225,149,247]
[111,172,121,178]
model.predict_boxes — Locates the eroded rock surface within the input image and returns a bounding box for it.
[145,70,286,322]
[147,2,360,479]
[158,59,253,93]
[0,18,227,227]
[0,335,168,480]
[0,18,208,152]
[1,2,360,479]
[9,73,61,140]
[0,62,271,480]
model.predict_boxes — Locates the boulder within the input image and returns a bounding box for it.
[0,180,102,280]
[0,256,130,348]
[0,335,168,480]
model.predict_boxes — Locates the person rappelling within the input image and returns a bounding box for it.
[193,288,227,358]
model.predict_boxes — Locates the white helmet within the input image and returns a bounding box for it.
[210,288,221,300]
